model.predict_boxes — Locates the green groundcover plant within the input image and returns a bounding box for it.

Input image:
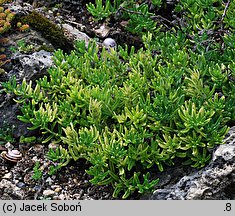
[87,0,161,34]
[2,0,235,199]
[3,30,235,198]
[87,0,235,35]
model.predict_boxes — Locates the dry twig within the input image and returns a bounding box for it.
[221,0,231,30]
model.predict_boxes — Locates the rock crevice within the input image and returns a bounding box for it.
[151,127,235,200]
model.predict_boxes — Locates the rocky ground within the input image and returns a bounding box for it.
[0,143,116,200]
[0,141,197,200]
[0,0,235,200]
[1,127,235,200]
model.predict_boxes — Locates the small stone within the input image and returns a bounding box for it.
[43,189,55,196]
[53,195,59,200]
[48,142,59,150]
[24,173,33,185]
[32,156,38,161]
[58,194,65,200]
[72,193,81,199]
[5,142,14,150]
[46,177,54,185]
[51,185,59,190]
[0,179,12,188]
[120,20,129,28]
[166,0,177,5]
[41,162,50,170]
[48,10,53,15]
[62,24,91,48]
[32,144,44,153]
[33,185,41,192]
[14,186,21,191]
[3,172,12,179]
[73,178,78,184]
[94,24,110,38]
[16,182,25,188]
[73,189,84,199]
[54,187,62,193]
[2,193,13,200]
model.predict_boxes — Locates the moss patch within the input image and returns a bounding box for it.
[19,11,73,53]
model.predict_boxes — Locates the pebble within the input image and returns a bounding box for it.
[120,20,129,28]
[72,193,81,199]
[1,193,12,200]
[73,178,78,184]
[62,23,91,48]
[54,187,62,193]
[33,185,41,191]
[46,177,54,185]
[0,179,13,188]
[94,24,110,38]
[52,195,59,200]
[31,144,44,153]
[5,142,14,150]
[14,186,21,191]
[16,182,26,188]
[13,173,22,181]
[73,189,84,199]
[51,185,60,190]
[58,194,65,200]
[83,194,93,200]
[3,172,12,179]
[48,142,59,150]
[23,173,33,185]
[32,156,38,161]
[48,10,53,15]
[43,189,55,196]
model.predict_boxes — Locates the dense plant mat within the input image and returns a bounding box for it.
[2,0,235,198]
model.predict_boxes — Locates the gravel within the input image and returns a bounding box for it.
[0,144,116,200]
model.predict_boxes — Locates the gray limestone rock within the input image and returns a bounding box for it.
[0,24,55,139]
[0,48,53,139]
[150,127,235,200]
[8,50,53,81]
[93,24,110,38]
[62,24,91,48]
